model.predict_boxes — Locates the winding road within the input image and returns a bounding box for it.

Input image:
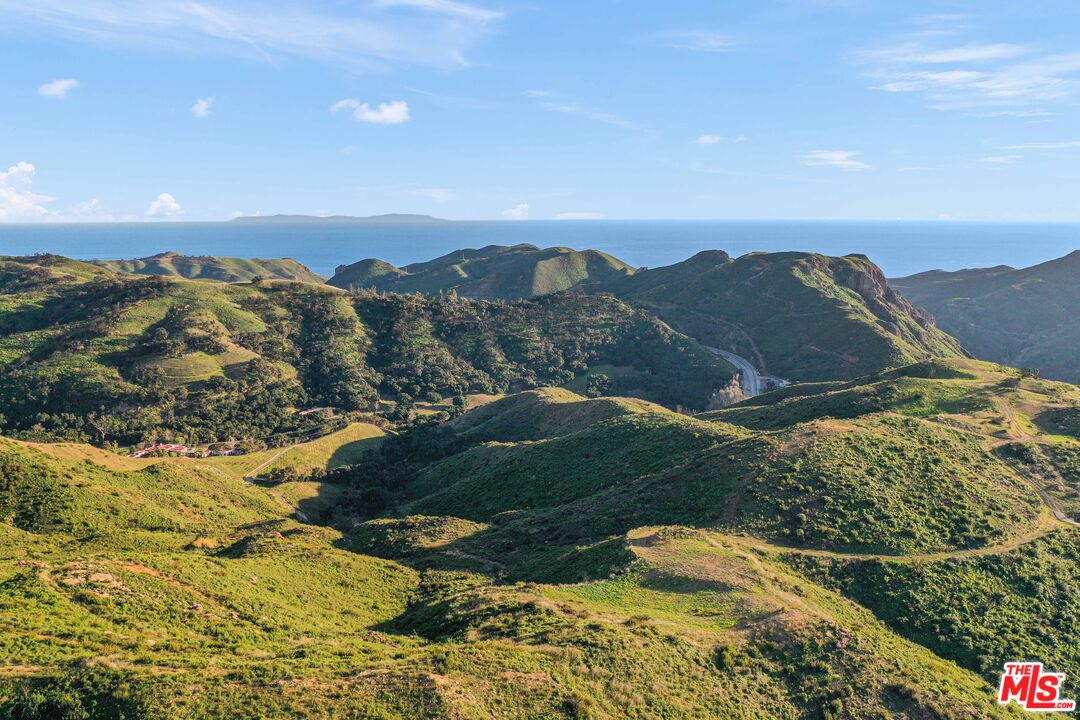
[705,346,763,397]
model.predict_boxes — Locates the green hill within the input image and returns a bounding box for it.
[0,435,1020,719]
[611,250,966,382]
[328,243,636,297]
[332,245,967,382]
[892,250,1080,383]
[92,251,326,283]
[0,255,734,447]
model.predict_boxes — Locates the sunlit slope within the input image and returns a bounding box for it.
[328,243,635,297]
[92,251,326,283]
[610,250,966,381]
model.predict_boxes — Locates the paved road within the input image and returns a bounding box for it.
[705,346,762,397]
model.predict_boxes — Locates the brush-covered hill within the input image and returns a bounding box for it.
[325,357,1080,702]
[0,429,1022,718]
[92,251,326,283]
[328,243,636,297]
[330,245,966,382]
[892,250,1080,383]
[0,254,734,447]
[610,250,966,382]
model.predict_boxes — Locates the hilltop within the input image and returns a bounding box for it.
[893,250,1080,382]
[328,243,636,297]
[92,251,326,283]
[330,245,965,382]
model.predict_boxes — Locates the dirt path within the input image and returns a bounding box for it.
[243,446,293,481]
[704,508,1070,565]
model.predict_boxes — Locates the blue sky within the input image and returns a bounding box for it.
[3,0,1080,222]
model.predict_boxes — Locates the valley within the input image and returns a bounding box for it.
[2,247,1079,718]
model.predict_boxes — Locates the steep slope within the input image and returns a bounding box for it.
[892,250,1080,382]
[92,251,326,283]
[610,250,966,382]
[328,243,636,297]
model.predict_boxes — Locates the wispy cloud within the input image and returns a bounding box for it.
[38,78,79,99]
[889,42,1028,64]
[981,155,1020,164]
[802,150,870,170]
[861,23,1080,111]
[695,134,722,145]
[667,30,735,53]
[332,99,410,125]
[501,203,528,220]
[1002,141,1080,150]
[373,0,500,22]
[191,96,214,118]
[0,0,501,70]
[530,91,636,129]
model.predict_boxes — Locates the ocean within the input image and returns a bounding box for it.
[1,220,1078,278]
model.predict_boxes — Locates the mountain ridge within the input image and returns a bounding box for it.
[892,249,1080,382]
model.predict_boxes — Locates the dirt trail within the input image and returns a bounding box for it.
[243,446,293,481]
[703,508,1070,565]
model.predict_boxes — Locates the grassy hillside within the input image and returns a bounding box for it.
[329,243,636,297]
[0,426,1021,718]
[93,251,326,283]
[893,250,1080,383]
[0,255,734,447]
[610,250,966,382]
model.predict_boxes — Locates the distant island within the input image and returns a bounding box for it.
[229,213,448,224]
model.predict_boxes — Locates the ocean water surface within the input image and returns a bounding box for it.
[1,220,1079,278]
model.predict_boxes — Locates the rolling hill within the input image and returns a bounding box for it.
[3,254,1076,718]
[329,245,965,382]
[892,250,1080,383]
[328,243,636,297]
[610,250,966,382]
[0,389,1034,718]
[0,254,734,448]
[92,251,326,283]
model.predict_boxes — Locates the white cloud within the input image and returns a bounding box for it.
[802,150,870,170]
[524,89,553,98]
[0,0,500,71]
[145,192,184,218]
[501,203,529,220]
[553,212,605,220]
[414,188,454,202]
[695,134,722,145]
[191,96,214,118]
[0,162,53,222]
[981,155,1019,164]
[332,99,410,124]
[668,30,734,53]
[1002,141,1080,150]
[863,29,1080,110]
[38,78,79,99]
[893,43,1028,64]
[66,198,115,221]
